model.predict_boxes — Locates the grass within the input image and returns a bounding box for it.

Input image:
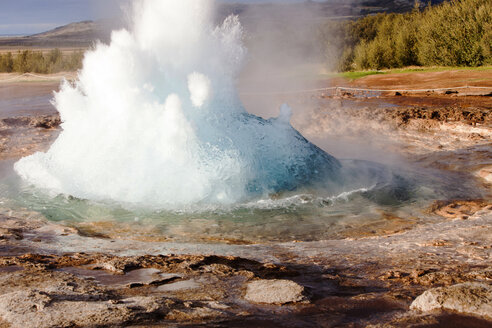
[338,70,385,80]
[386,66,492,74]
[337,65,492,80]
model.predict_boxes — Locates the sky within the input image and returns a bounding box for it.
[0,0,309,35]
[0,0,129,35]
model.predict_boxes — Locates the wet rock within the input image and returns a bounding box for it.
[165,306,223,321]
[340,91,354,98]
[394,107,491,124]
[201,263,235,275]
[60,267,181,288]
[244,279,306,304]
[0,115,60,130]
[33,223,78,237]
[157,279,201,292]
[30,115,61,129]
[0,227,23,240]
[409,270,464,286]
[0,289,169,328]
[476,166,492,183]
[410,282,492,318]
[428,199,491,220]
[380,270,408,280]
[445,90,458,95]
[205,301,230,310]
[92,257,139,274]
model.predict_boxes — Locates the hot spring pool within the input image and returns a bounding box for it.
[1,0,485,244]
[0,158,482,243]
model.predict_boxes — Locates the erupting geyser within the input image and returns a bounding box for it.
[14,0,341,208]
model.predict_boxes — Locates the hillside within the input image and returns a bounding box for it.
[0,0,447,49]
[0,21,113,48]
[219,0,447,19]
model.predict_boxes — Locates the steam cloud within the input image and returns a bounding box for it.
[14,0,342,209]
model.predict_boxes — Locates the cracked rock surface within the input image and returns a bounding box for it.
[411,282,492,319]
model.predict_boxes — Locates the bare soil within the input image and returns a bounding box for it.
[352,69,492,90]
[351,69,492,108]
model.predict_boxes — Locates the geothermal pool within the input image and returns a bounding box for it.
[0,157,480,243]
[0,0,484,244]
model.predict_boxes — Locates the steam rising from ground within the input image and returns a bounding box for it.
[14,0,342,209]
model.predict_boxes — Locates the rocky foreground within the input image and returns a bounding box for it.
[0,197,490,327]
[0,92,491,327]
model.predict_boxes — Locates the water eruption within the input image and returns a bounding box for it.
[14,0,342,209]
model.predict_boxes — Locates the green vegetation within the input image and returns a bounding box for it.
[0,49,83,74]
[1,0,489,75]
[338,70,385,80]
[323,0,492,71]
[335,65,492,80]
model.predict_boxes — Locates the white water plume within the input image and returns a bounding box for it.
[14,0,341,209]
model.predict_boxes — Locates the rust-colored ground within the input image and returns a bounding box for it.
[352,69,492,90]
[342,69,492,109]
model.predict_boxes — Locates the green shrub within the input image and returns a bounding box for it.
[0,53,14,72]
[417,0,491,66]
[329,0,492,71]
[0,49,84,74]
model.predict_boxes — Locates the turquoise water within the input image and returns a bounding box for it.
[0,158,481,243]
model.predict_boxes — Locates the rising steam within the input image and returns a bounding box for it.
[14,0,341,209]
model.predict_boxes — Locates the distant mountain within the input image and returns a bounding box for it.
[0,21,114,48]
[358,0,447,14]
[218,0,448,19]
[0,0,448,48]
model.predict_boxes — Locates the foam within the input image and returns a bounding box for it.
[14,0,341,209]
